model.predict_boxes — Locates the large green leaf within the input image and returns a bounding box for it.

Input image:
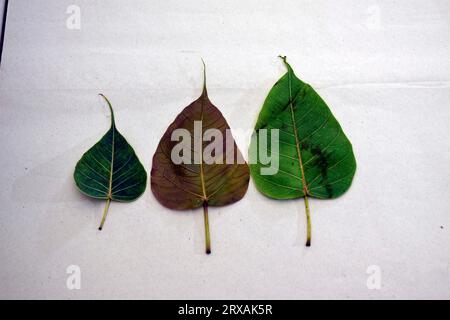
[151,62,250,254]
[74,94,147,230]
[249,56,356,246]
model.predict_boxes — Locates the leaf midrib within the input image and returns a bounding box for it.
[108,122,115,199]
[286,67,309,196]
[199,94,208,201]
[97,94,118,200]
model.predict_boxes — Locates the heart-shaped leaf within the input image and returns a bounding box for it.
[249,56,356,246]
[74,94,147,230]
[151,62,250,254]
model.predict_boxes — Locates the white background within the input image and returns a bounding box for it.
[0,0,449,299]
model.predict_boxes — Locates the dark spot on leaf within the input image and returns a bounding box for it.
[301,140,310,150]
[304,144,333,197]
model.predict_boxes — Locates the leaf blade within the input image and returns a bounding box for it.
[151,63,250,253]
[249,56,356,245]
[74,94,147,229]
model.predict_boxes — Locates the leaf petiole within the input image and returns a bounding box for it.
[98,198,111,230]
[203,202,211,254]
[304,196,311,246]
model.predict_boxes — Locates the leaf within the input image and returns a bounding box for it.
[249,56,356,246]
[151,61,250,254]
[74,94,147,230]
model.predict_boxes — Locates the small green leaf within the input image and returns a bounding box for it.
[249,56,356,246]
[74,94,147,230]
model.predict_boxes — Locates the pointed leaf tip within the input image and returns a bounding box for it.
[99,93,115,126]
[201,58,207,96]
[278,55,292,71]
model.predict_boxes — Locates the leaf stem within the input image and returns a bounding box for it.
[304,196,311,246]
[203,202,211,254]
[98,198,111,230]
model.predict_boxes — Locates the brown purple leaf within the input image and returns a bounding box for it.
[151,62,250,254]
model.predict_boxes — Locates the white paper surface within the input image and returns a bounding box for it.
[0,0,449,299]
